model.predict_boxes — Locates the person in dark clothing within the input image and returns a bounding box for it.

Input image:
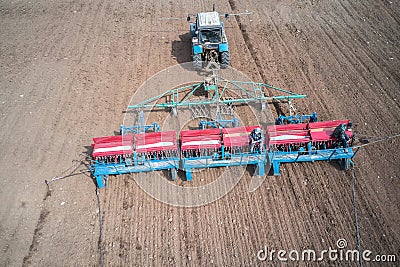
[332,122,352,148]
[250,128,263,152]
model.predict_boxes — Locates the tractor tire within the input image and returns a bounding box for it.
[220,51,230,69]
[193,54,202,70]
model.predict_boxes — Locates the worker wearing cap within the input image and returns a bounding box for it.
[250,128,263,153]
[332,122,352,148]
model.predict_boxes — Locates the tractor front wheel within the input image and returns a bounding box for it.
[193,54,202,70]
[220,51,230,69]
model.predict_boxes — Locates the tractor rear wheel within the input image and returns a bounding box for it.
[193,54,202,70]
[220,51,230,69]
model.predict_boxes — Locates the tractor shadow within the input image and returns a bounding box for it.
[171,32,219,74]
[171,32,192,64]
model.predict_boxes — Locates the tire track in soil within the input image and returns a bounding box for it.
[275,152,359,254]
[296,4,400,136]
[227,0,292,116]
[35,1,115,261]
[285,165,329,247]
[35,0,112,165]
[335,1,400,106]
[371,1,400,26]
[114,176,130,265]
[201,173,232,266]
[250,177,283,256]
[352,156,400,253]
[318,5,400,113]
[287,164,342,250]
[219,187,245,263]
[93,2,168,262]
[264,9,340,119]
[260,5,333,118]
[302,4,396,184]
[269,176,301,251]
[227,0,264,80]
[117,176,132,265]
[317,167,355,243]
[288,164,335,248]
[284,173,312,244]
[353,173,395,255]
[21,189,51,267]
[300,19,376,119]
[227,0,359,255]
[1,1,109,265]
[208,173,252,265]
[280,165,320,248]
[82,0,399,266]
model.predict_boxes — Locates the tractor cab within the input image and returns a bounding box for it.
[199,28,222,44]
[189,11,230,70]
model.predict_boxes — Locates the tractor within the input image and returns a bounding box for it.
[187,10,230,70]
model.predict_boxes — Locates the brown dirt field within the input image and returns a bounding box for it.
[0,0,399,266]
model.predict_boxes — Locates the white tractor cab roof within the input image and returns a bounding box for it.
[197,11,221,28]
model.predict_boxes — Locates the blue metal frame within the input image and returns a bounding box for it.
[275,112,318,125]
[91,154,180,188]
[120,110,160,134]
[218,43,229,52]
[268,147,355,175]
[181,150,267,181]
[120,122,160,135]
[91,143,355,187]
[198,117,238,129]
[180,143,355,181]
[193,45,203,54]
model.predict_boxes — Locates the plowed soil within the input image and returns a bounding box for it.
[0,0,399,266]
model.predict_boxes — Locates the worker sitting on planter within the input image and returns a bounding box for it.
[250,128,263,153]
[332,122,352,148]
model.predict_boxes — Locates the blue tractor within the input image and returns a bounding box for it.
[187,10,230,70]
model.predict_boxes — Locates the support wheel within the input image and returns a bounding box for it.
[193,54,202,70]
[220,51,230,69]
